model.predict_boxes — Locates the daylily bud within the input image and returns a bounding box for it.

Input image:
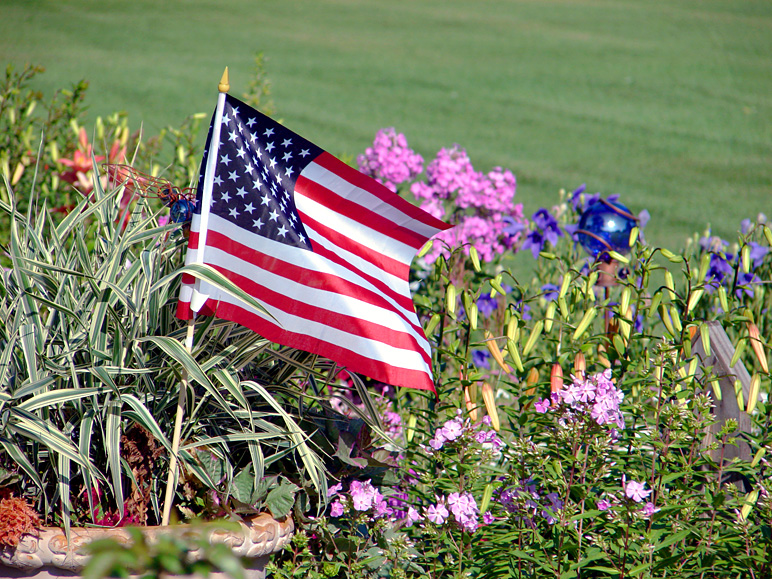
[573,353,586,380]
[550,363,564,393]
[418,240,433,259]
[748,322,769,373]
[525,367,539,396]
[481,382,500,431]
[406,413,417,443]
[522,320,544,357]
[764,225,772,248]
[506,339,524,373]
[573,308,597,341]
[544,301,556,333]
[741,244,751,274]
[686,289,704,316]
[484,331,511,374]
[445,283,457,318]
[747,373,761,414]
[464,384,478,422]
[700,322,711,356]
[469,246,481,272]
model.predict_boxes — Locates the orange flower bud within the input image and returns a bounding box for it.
[525,367,539,396]
[550,363,564,393]
[574,352,586,380]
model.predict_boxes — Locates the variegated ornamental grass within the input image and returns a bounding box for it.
[0,168,350,533]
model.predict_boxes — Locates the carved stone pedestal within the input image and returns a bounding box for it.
[0,513,293,579]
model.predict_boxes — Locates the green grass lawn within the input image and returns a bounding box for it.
[2,0,770,250]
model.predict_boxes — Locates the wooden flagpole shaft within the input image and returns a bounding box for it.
[161,317,196,526]
[160,68,229,526]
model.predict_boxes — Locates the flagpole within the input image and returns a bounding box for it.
[161,68,230,526]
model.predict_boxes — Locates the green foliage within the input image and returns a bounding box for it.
[0,63,88,215]
[277,185,772,578]
[82,523,247,579]
[4,1,772,248]
[242,52,276,117]
[0,159,371,531]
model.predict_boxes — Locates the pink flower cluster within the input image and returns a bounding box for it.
[423,492,480,533]
[357,128,424,193]
[410,146,526,263]
[357,130,527,265]
[329,479,394,519]
[427,411,503,452]
[537,369,625,429]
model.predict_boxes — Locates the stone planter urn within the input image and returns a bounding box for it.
[0,513,293,579]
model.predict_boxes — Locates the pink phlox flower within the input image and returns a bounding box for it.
[559,383,581,406]
[575,378,597,403]
[330,500,344,517]
[535,397,551,413]
[641,501,658,517]
[327,482,343,498]
[404,506,423,527]
[439,415,465,441]
[482,511,495,525]
[383,411,403,439]
[448,492,480,533]
[357,128,423,192]
[597,499,611,511]
[624,480,651,503]
[425,500,450,525]
[350,480,382,511]
[373,498,393,519]
[475,429,504,450]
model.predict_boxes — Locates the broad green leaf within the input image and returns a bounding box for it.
[265,479,299,519]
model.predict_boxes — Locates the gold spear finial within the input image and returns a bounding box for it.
[218,67,230,93]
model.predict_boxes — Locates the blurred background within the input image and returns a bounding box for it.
[2,0,770,250]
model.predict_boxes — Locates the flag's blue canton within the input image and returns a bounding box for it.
[196,94,323,250]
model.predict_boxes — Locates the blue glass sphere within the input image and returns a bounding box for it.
[576,199,637,257]
[171,198,195,223]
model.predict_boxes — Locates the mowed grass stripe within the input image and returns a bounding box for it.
[1,0,770,248]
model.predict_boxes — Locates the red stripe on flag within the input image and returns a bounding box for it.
[296,175,429,251]
[299,210,410,280]
[182,296,436,392]
[313,152,451,231]
[203,229,428,349]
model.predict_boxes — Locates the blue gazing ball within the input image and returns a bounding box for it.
[576,199,637,257]
[171,199,195,223]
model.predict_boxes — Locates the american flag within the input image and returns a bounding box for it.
[177,94,451,392]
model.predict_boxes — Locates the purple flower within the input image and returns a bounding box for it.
[350,480,382,511]
[330,500,344,517]
[404,506,423,527]
[597,499,610,511]
[482,511,495,525]
[736,272,762,298]
[476,293,499,317]
[541,283,560,302]
[748,242,769,269]
[641,501,658,517]
[522,229,546,260]
[448,492,480,532]
[327,482,343,498]
[472,349,491,369]
[624,480,651,503]
[425,501,450,525]
[569,184,587,211]
[535,398,551,413]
